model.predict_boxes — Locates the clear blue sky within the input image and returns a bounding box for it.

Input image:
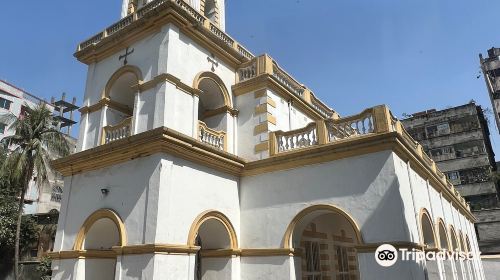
[1,0,500,157]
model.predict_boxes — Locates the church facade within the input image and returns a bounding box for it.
[49,1,485,279]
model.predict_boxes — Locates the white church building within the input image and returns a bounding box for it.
[49,0,485,279]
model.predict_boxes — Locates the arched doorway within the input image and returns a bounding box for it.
[102,66,141,144]
[188,211,238,280]
[284,205,362,280]
[419,209,439,279]
[194,72,232,151]
[74,209,126,280]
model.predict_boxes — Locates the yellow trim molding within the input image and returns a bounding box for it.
[194,71,232,108]
[51,128,476,222]
[187,210,239,249]
[133,73,203,97]
[254,141,269,153]
[283,204,363,249]
[73,209,127,251]
[103,65,143,99]
[114,244,200,255]
[48,250,117,260]
[79,97,133,116]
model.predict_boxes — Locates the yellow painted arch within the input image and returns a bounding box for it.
[283,204,364,249]
[419,208,437,248]
[103,65,143,99]
[193,71,232,108]
[187,210,239,250]
[73,209,127,250]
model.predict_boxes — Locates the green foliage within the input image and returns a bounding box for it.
[37,256,52,277]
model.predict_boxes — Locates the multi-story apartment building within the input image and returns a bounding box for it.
[402,103,499,210]
[480,47,500,134]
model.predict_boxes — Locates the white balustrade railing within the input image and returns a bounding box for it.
[209,23,234,47]
[103,117,132,144]
[77,0,252,62]
[198,121,226,151]
[276,123,318,153]
[238,62,257,82]
[272,63,304,98]
[326,111,374,142]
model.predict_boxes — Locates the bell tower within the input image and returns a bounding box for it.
[121,0,226,31]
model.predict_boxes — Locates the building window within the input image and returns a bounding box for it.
[0,123,6,134]
[336,246,351,280]
[50,186,63,202]
[0,97,12,110]
[304,241,321,280]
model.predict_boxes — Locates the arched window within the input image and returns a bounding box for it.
[420,209,436,248]
[284,205,363,280]
[449,226,465,279]
[203,0,218,23]
[419,209,439,279]
[437,219,449,250]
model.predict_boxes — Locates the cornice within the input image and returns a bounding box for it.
[51,128,476,222]
[75,1,249,68]
[51,127,246,177]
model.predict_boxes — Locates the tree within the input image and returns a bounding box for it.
[0,157,38,278]
[1,104,70,279]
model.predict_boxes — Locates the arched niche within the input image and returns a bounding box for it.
[193,72,233,150]
[436,219,449,250]
[104,65,142,110]
[73,209,127,251]
[449,225,465,279]
[419,208,437,248]
[188,210,238,280]
[283,205,363,280]
[449,225,460,252]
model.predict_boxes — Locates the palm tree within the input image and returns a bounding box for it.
[1,104,70,279]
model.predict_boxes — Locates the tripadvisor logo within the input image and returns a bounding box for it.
[375,244,398,267]
[375,244,478,267]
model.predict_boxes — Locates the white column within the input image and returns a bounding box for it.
[192,94,199,138]
[132,91,140,135]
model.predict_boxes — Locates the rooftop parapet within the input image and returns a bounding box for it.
[236,54,336,118]
[268,105,470,212]
[75,0,254,63]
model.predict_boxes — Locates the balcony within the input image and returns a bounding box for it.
[236,55,335,118]
[102,117,132,145]
[198,121,226,151]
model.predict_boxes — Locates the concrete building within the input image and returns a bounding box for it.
[49,1,484,279]
[401,103,499,210]
[480,48,500,134]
